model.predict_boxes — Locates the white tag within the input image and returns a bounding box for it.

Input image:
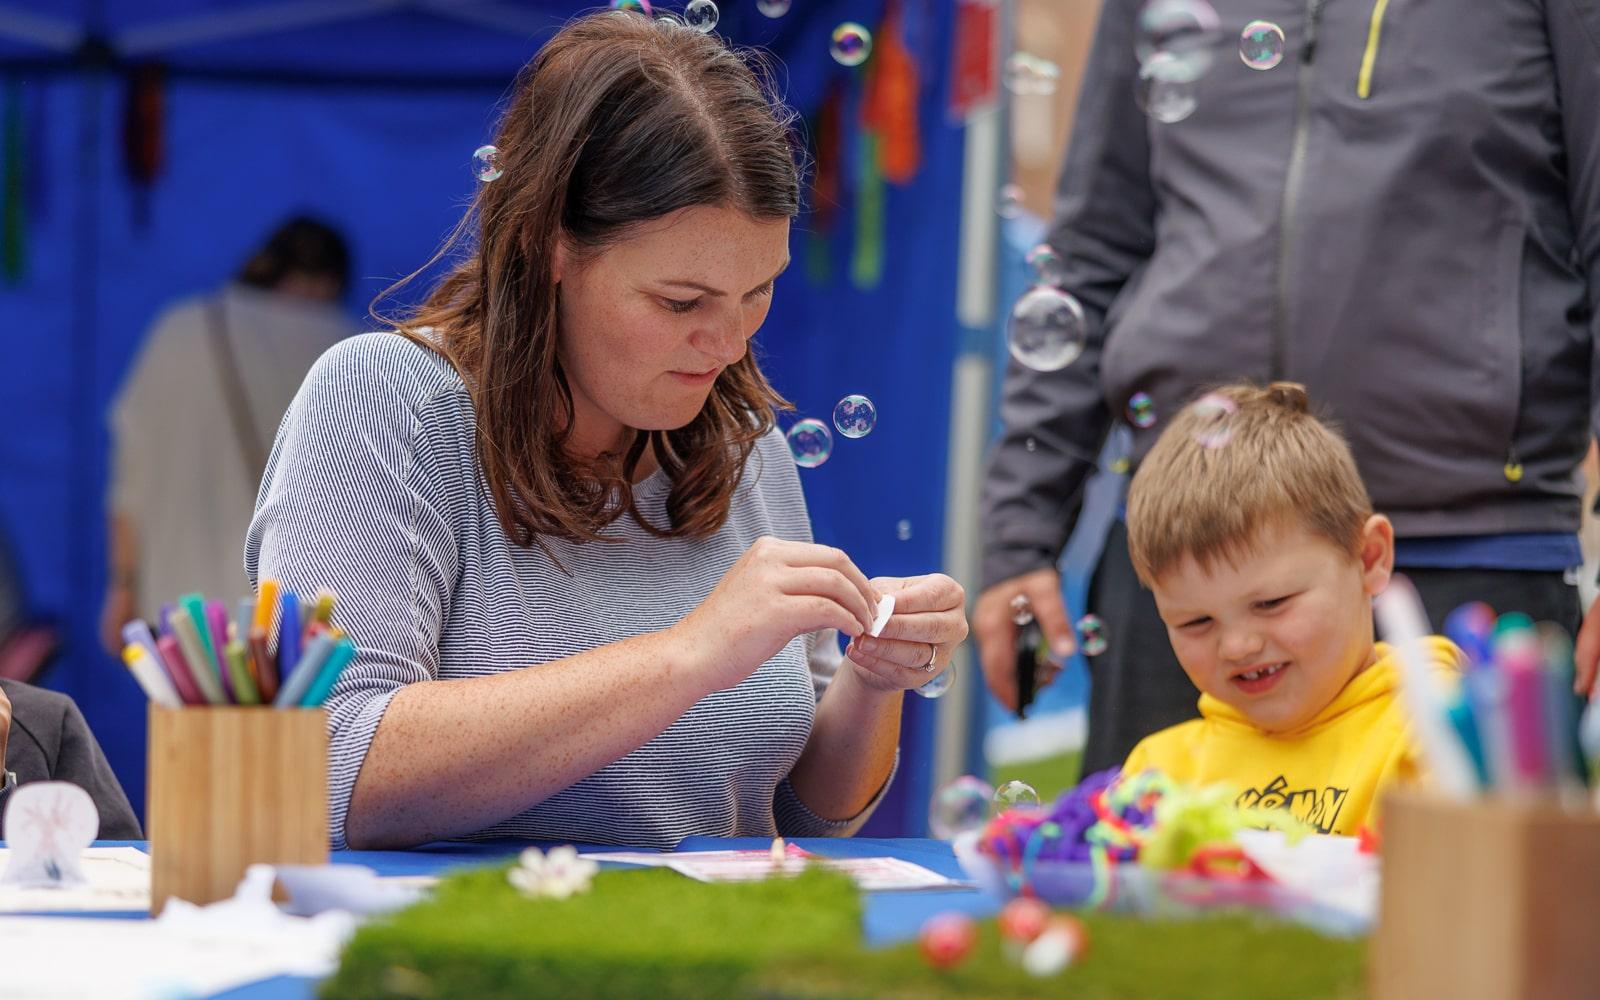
[869,594,895,638]
[1,782,99,889]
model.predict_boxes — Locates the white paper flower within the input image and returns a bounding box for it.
[507,845,599,900]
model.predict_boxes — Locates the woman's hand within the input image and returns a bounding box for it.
[843,574,969,693]
[672,536,880,692]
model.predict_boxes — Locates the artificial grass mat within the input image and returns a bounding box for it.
[321,863,1365,1000]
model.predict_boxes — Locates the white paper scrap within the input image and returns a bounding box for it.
[869,594,895,637]
[0,846,150,913]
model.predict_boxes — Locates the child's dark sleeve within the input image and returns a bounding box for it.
[50,697,143,840]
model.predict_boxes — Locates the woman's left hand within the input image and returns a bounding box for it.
[843,574,968,693]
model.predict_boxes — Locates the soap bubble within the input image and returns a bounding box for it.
[1135,56,1199,123]
[1005,53,1061,96]
[1135,0,1221,83]
[757,0,790,15]
[1025,243,1066,286]
[471,145,503,182]
[929,775,995,839]
[1239,20,1285,70]
[1007,287,1088,372]
[1076,614,1108,656]
[786,418,833,468]
[832,394,877,439]
[915,661,956,699]
[896,519,913,541]
[1190,392,1237,448]
[994,779,1042,812]
[684,0,718,32]
[1024,437,1038,453]
[1009,594,1035,626]
[1109,456,1130,474]
[830,22,872,66]
[609,0,652,14]
[998,183,1026,218]
[1126,392,1157,428]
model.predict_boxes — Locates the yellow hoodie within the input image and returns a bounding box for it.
[1121,638,1462,836]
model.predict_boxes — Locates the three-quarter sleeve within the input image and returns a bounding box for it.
[245,335,460,848]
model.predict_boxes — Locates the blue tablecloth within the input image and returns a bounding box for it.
[69,837,995,1000]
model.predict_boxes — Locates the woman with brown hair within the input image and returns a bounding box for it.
[246,11,967,851]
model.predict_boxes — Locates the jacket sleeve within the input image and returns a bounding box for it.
[1549,2,1600,459]
[51,698,143,840]
[978,0,1157,590]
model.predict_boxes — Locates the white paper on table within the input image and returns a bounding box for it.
[0,846,150,912]
[583,845,964,892]
[581,849,674,867]
[1234,829,1379,928]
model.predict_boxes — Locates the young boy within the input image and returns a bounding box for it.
[1120,382,1458,836]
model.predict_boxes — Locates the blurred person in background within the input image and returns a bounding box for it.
[100,215,356,652]
[976,2,1599,775]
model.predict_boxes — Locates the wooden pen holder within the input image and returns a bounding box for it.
[146,705,329,915]
[1372,792,1600,1000]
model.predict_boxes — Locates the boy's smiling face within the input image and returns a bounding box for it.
[1150,516,1395,733]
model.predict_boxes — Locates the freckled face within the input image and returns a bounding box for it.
[554,204,790,450]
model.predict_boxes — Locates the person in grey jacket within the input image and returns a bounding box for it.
[977,0,1600,775]
[0,679,142,839]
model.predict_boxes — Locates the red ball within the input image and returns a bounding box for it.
[919,912,979,970]
[998,897,1050,943]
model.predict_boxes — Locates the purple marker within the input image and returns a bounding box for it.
[206,599,236,701]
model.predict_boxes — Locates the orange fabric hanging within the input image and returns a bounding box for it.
[860,2,920,185]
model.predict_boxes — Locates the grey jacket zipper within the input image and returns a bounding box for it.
[1272,0,1329,379]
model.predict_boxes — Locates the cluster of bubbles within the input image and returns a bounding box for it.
[831,23,872,66]
[928,776,1044,840]
[1132,2,1287,124]
[1007,286,1088,372]
[1004,53,1061,97]
[785,393,880,467]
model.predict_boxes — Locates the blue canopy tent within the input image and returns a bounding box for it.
[0,0,975,835]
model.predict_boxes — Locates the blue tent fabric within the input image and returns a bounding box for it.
[0,0,965,836]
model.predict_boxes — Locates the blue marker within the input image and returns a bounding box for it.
[274,632,333,708]
[299,638,357,708]
[276,590,301,684]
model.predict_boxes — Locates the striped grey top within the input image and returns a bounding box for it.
[246,332,891,849]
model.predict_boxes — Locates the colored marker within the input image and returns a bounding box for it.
[121,645,182,708]
[249,624,279,702]
[155,633,205,705]
[120,619,167,677]
[274,631,333,708]
[277,590,301,684]
[205,599,236,702]
[254,578,281,633]
[300,637,357,707]
[311,589,336,628]
[169,606,226,704]
[225,638,261,705]
[1373,577,1477,800]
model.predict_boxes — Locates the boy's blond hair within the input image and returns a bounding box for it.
[1126,382,1372,586]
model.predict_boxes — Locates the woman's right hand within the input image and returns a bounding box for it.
[671,536,879,691]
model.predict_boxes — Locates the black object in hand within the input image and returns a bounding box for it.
[1015,619,1042,718]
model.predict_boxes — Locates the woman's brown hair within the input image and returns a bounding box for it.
[375,11,800,551]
